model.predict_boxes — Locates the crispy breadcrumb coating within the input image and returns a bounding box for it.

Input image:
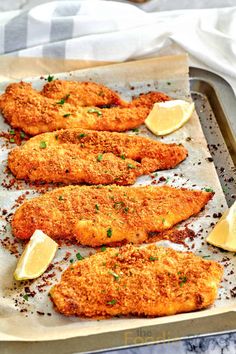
[12,185,213,246]
[50,244,223,318]
[0,81,170,135]
[8,128,187,185]
[41,80,125,107]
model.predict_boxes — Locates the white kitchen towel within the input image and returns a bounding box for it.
[0,0,236,94]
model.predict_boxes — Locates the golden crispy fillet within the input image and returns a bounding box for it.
[12,185,213,246]
[41,80,125,107]
[50,244,223,318]
[0,82,170,135]
[8,128,187,185]
[41,80,170,108]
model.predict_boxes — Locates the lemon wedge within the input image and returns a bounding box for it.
[14,230,58,280]
[145,100,195,136]
[206,201,236,251]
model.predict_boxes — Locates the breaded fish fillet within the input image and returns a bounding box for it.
[50,244,223,318]
[41,80,125,107]
[8,128,187,185]
[41,80,170,108]
[0,82,170,135]
[12,185,213,246]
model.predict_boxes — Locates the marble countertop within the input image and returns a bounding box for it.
[0,1,235,353]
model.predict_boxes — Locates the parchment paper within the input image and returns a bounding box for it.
[0,54,235,341]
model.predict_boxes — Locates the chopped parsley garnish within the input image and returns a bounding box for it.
[179,275,187,287]
[107,228,112,238]
[76,252,84,261]
[95,204,100,211]
[120,154,126,160]
[132,128,139,132]
[108,270,119,281]
[167,82,171,85]
[47,75,54,82]
[9,129,15,135]
[58,195,64,201]
[63,113,71,118]
[107,299,117,305]
[23,294,29,301]
[101,245,106,252]
[149,256,158,261]
[78,133,86,139]
[20,131,26,139]
[165,177,170,184]
[87,108,102,116]
[127,163,135,169]
[9,138,15,143]
[204,187,214,193]
[56,94,70,105]
[69,259,74,264]
[40,141,47,149]
[97,154,103,162]
[124,207,129,213]
[202,255,211,258]
[161,218,165,224]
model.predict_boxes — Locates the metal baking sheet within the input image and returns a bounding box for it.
[0,63,236,353]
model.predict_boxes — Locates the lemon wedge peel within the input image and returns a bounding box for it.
[145,100,195,136]
[206,201,236,252]
[14,230,58,281]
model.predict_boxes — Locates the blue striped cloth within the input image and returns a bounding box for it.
[1,0,236,92]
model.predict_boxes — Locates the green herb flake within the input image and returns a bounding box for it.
[132,128,139,133]
[108,270,119,281]
[107,228,112,238]
[9,129,15,135]
[97,154,103,162]
[124,207,129,213]
[58,195,64,201]
[120,154,126,160]
[56,94,70,105]
[101,246,106,252]
[23,294,29,301]
[165,177,170,184]
[204,187,214,193]
[167,82,171,85]
[63,113,71,118]
[20,131,26,139]
[179,275,187,287]
[95,204,100,211]
[87,108,102,116]
[202,255,211,259]
[40,141,47,149]
[76,252,84,261]
[69,259,74,264]
[107,299,117,305]
[149,256,158,261]
[47,75,54,82]
[161,218,165,224]
[78,133,86,139]
[127,163,135,169]
[9,138,15,143]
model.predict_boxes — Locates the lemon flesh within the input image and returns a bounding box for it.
[14,230,58,280]
[206,201,236,251]
[145,100,195,136]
